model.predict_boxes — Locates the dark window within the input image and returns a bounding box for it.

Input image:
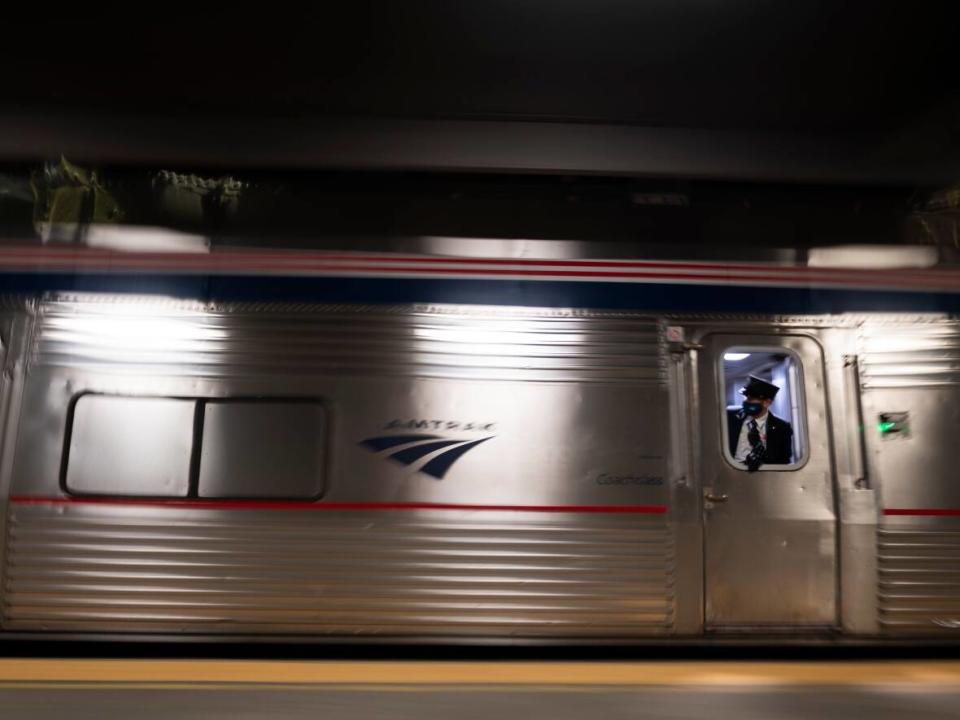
[65,396,326,499]
[197,401,326,499]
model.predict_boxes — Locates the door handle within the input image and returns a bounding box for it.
[704,492,729,503]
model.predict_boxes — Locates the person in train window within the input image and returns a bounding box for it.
[727,375,794,472]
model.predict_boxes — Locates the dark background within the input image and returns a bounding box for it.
[2,2,958,248]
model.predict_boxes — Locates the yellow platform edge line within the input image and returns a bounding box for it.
[0,661,959,686]
[0,682,785,693]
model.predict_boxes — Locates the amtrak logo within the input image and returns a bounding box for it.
[359,433,494,479]
[932,618,960,629]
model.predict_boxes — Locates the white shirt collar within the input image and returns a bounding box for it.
[747,412,769,429]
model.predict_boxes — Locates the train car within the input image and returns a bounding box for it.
[0,239,958,642]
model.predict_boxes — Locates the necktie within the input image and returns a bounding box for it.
[745,418,765,472]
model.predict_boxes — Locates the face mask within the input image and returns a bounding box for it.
[742,401,764,416]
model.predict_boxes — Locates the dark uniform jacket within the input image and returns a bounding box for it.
[726,410,794,465]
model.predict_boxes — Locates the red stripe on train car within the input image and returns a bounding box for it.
[0,258,954,291]
[0,246,958,279]
[0,248,957,289]
[8,496,668,514]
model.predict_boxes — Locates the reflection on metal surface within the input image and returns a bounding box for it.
[878,527,960,633]
[32,298,665,383]
[83,225,210,254]
[807,245,939,269]
[4,504,674,636]
[39,304,215,357]
[859,321,960,388]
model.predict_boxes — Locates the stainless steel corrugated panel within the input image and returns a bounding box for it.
[860,322,960,388]
[4,505,674,636]
[878,527,960,633]
[31,299,665,383]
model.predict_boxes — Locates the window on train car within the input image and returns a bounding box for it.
[721,350,806,472]
[197,401,326,499]
[64,395,195,496]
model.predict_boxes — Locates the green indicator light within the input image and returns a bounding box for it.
[878,421,897,433]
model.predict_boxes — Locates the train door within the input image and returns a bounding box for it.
[698,333,837,630]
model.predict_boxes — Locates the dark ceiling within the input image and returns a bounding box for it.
[2,3,959,182]
[4,3,957,130]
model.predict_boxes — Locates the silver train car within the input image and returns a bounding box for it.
[0,241,959,642]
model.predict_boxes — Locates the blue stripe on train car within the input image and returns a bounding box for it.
[0,271,959,314]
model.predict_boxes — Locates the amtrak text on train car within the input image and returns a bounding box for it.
[595,473,664,486]
[383,419,496,432]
